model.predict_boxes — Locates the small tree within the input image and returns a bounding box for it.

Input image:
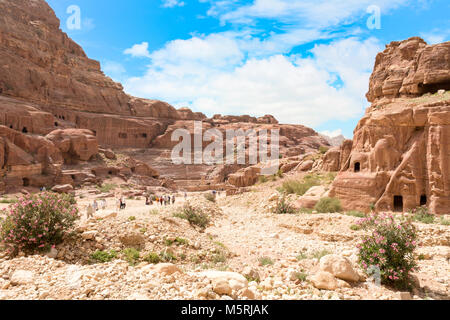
[356,212,418,289]
[0,192,79,255]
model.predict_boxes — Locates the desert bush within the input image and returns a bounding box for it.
[0,192,79,254]
[314,197,342,213]
[274,196,296,214]
[144,252,161,264]
[0,198,18,204]
[97,183,117,193]
[319,146,329,154]
[258,175,268,184]
[90,250,118,263]
[410,206,434,224]
[356,212,418,289]
[174,204,210,229]
[346,211,366,218]
[160,249,177,262]
[122,248,140,265]
[259,256,274,266]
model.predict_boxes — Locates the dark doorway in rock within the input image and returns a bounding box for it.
[54,122,59,127]
[394,195,403,212]
[354,162,361,172]
[22,178,30,187]
[71,175,76,180]
[9,125,13,129]
[420,195,427,206]
[22,127,28,133]
[418,81,450,95]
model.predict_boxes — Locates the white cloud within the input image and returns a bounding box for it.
[162,0,185,8]
[124,42,151,58]
[320,129,343,138]
[420,29,450,44]
[206,0,409,29]
[124,36,382,127]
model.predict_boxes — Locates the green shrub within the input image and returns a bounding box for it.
[357,212,418,289]
[314,197,342,213]
[258,176,268,184]
[274,196,296,214]
[90,250,118,263]
[174,204,210,229]
[0,198,18,204]
[346,211,366,218]
[410,206,434,224]
[280,175,321,196]
[175,237,188,245]
[294,272,308,282]
[319,146,329,154]
[144,252,161,264]
[122,248,140,265]
[160,249,177,262]
[212,250,227,264]
[97,183,117,193]
[128,216,136,222]
[259,257,274,266]
[311,249,331,259]
[440,218,450,226]
[0,192,79,254]
[350,224,362,231]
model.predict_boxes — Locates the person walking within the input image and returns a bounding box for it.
[93,200,98,212]
[172,195,176,205]
[86,204,94,219]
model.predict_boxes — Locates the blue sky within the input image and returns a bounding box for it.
[47,0,450,138]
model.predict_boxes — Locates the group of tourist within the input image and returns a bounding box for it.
[146,194,176,206]
[86,199,107,219]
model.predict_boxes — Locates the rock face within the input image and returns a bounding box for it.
[330,38,450,214]
[322,140,353,172]
[46,129,98,163]
[367,37,450,102]
[0,0,331,194]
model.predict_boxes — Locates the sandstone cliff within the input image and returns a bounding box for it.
[330,37,450,215]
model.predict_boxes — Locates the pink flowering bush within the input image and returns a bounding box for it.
[356,212,418,289]
[0,192,79,255]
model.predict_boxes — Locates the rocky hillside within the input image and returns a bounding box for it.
[0,0,330,195]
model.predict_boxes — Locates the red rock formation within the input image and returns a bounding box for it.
[46,129,98,163]
[0,0,332,193]
[330,38,450,215]
[367,37,450,102]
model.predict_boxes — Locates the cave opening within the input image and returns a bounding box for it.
[420,195,427,206]
[22,127,28,133]
[394,195,403,212]
[22,178,30,187]
[55,122,59,127]
[418,81,450,95]
[354,162,361,173]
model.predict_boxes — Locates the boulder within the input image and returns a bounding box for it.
[310,271,338,290]
[319,254,360,282]
[10,270,34,286]
[198,271,248,291]
[152,263,182,276]
[119,233,145,247]
[298,160,314,172]
[51,184,74,194]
